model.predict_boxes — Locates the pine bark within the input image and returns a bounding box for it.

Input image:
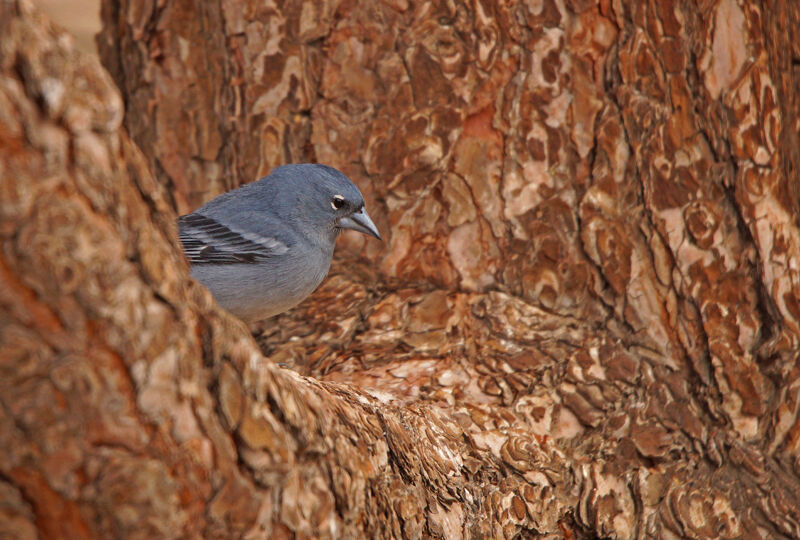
[2,0,800,538]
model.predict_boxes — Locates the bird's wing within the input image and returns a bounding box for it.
[178,213,290,264]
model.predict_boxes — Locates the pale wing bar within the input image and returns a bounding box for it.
[179,213,288,264]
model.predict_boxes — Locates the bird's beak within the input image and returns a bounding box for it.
[338,207,382,240]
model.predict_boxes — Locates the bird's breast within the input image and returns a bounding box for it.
[190,245,333,322]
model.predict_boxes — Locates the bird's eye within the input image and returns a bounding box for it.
[331,195,345,210]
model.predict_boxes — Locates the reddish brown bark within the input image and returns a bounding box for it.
[2,0,800,538]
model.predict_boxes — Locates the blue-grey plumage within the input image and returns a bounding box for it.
[179,164,381,322]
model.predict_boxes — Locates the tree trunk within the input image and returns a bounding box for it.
[3,0,800,537]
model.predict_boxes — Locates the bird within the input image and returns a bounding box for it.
[178,163,381,322]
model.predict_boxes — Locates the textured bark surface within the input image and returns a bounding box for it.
[3,0,800,538]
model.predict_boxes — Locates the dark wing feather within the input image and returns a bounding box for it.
[179,213,288,264]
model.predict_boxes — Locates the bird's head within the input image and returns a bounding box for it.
[266,164,382,245]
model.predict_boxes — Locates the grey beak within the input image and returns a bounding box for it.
[338,207,382,240]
